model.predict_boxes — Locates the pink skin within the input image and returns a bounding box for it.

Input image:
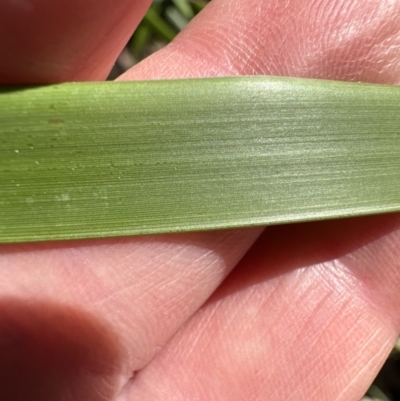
[0,0,151,83]
[1,1,400,400]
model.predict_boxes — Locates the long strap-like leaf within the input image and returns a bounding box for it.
[1,76,400,243]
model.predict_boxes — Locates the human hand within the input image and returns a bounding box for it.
[1,1,400,400]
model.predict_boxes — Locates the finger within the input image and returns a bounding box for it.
[0,229,262,401]
[129,216,400,401]
[121,0,400,82]
[0,0,152,83]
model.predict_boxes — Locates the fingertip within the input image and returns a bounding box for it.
[0,0,152,83]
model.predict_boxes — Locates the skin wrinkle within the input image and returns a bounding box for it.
[221,37,242,73]
[294,263,396,356]
[221,11,263,73]
[308,301,361,367]
[176,1,272,74]
[274,286,357,381]
[151,290,194,323]
[126,236,239,309]
[232,32,265,74]
[194,32,239,75]
[166,286,278,394]
[292,298,393,401]
[280,269,321,317]
[76,232,240,309]
[300,1,400,81]
[338,228,400,329]
[176,302,221,362]
[283,295,375,400]
[234,11,285,75]
[289,290,336,347]
[256,280,294,335]
[316,259,359,295]
[333,336,393,401]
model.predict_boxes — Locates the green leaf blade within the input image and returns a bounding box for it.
[1,76,400,243]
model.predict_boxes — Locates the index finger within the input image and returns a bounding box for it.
[0,0,151,83]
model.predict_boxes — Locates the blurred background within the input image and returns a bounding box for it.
[109,1,400,399]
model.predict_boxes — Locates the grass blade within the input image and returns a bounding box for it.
[1,76,400,243]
